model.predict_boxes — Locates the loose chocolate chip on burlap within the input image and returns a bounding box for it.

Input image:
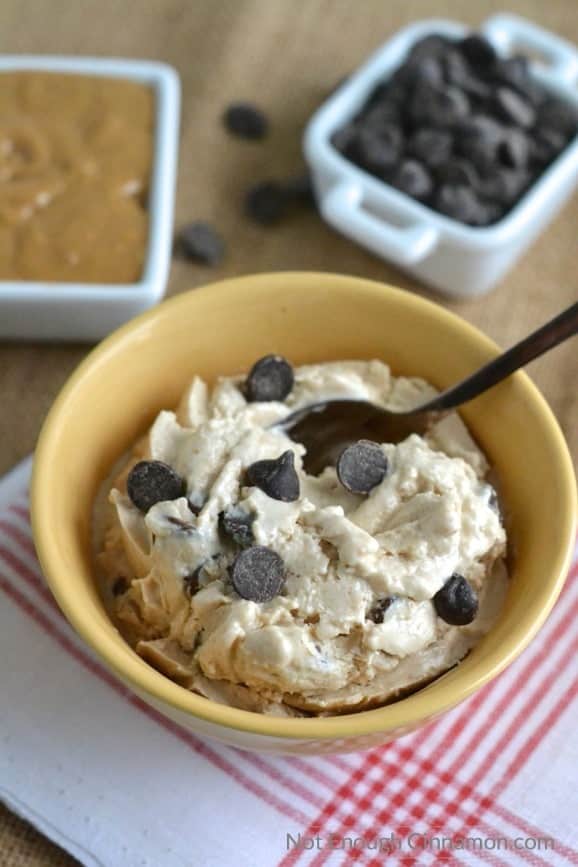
[244,181,289,225]
[178,222,225,266]
[223,102,268,140]
[407,128,453,168]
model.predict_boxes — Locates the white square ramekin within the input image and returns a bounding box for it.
[304,14,578,298]
[0,56,180,341]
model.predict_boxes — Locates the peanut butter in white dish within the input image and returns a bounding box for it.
[0,72,153,283]
[95,358,507,717]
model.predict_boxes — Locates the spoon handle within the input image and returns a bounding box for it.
[420,301,578,413]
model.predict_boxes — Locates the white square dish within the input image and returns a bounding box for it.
[0,56,180,341]
[304,14,578,298]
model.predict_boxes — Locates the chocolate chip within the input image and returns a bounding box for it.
[530,128,567,166]
[336,440,388,494]
[457,114,503,147]
[493,56,544,107]
[497,128,529,169]
[223,102,268,140]
[408,34,454,62]
[415,56,445,87]
[364,80,391,110]
[167,516,196,532]
[244,181,289,225]
[390,159,433,199]
[354,126,402,175]
[231,546,286,602]
[392,55,444,90]
[455,115,503,172]
[112,577,128,597]
[443,50,490,99]
[493,87,535,129]
[433,573,478,625]
[407,128,453,168]
[458,34,497,69]
[219,510,254,548]
[187,493,205,516]
[246,450,300,502]
[245,354,294,402]
[477,169,529,206]
[177,222,225,266]
[361,99,401,129]
[331,123,358,155]
[536,99,578,138]
[127,461,186,513]
[368,596,395,624]
[434,184,490,225]
[436,159,479,188]
[183,565,203,596]
[411,81,470,128]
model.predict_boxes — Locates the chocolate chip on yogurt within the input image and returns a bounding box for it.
[183,565,204,596]
[231,546,286,602]
[433,573,479,625]
[368,596,395,624]
[219,509,255,548]
[337,440,388,494]
[167,515,196,532]
[245,354,294,402]
[247,450,300,502]
[187,492,205,516]
[127,460,186,513]
[112,577,128,597]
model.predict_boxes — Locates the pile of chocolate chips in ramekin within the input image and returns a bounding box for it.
[332,32,578,226]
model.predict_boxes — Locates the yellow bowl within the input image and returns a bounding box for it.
[32,273,577,754]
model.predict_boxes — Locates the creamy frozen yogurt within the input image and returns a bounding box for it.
[96,358,507,716]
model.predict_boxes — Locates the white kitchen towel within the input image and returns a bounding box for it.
[0,456,577,867]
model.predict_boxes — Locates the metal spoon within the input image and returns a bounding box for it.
[279,301,578,474]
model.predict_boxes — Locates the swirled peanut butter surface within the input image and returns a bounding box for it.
[0,72,152,282]
[95,360,508,717]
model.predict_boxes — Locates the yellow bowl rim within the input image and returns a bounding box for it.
[32,272,578,741]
